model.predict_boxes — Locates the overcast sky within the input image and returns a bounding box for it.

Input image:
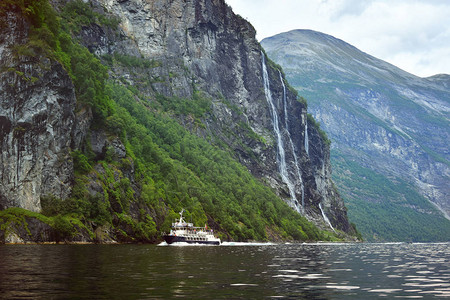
[226,0,450,78]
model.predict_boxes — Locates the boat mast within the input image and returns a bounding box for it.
[179,209,185,224]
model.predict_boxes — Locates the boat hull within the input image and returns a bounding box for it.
[164,235,220,245]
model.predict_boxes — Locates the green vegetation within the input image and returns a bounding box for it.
[287,77,449,242]
[332,152,450,242]
[0,0,339,243]
[152,90,212,120]
[0,207,94,242]
[346,199,450,242]
[307,113,331,146]
[0,0,114,122]
[1,0,60,60]
[61,0,120,33]
[297,96,308,108]
[104,83,325,241]
[0,207,50,232]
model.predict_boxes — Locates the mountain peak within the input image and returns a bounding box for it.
[426,74,450,88]
[262,29,422,86]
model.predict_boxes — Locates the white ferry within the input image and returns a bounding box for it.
[163,210,221,245]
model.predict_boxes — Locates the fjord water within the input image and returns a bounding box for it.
[0,243,448,299]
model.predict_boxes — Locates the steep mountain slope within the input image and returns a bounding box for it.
[262,29,450,242]
[0,1,357,243]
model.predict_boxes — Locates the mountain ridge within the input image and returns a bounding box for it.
[262,29,450,241]
[263,29,448,88]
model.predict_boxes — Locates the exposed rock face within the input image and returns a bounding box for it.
[0,1,354,234]
[80,0,352,232]
[262,29,450,240]
[0,11,76,212]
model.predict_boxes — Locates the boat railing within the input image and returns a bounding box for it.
[172,222,194,227]
[171,226,215,234]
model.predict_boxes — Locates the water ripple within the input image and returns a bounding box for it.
[0,242,448,299]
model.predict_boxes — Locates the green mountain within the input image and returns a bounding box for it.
[262,29,450,242]
[0,1,358,243]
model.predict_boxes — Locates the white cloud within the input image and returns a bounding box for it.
[226,0,450,77]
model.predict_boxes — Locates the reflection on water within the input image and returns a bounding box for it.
[0,243,448,299]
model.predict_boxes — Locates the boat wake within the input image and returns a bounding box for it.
[158,241,276,247]
[157,241,218,247]
[220,242,275,246]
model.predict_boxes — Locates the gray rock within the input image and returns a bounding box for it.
[0,11,77,212]
[90,130,108,159]
[0,1,354,236]
[87,0,353,232]
[262,29,450,239]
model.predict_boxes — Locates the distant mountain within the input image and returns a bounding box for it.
[262,29,450,242]
[427,74,450,89]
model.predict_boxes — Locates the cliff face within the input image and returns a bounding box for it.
[80,0,352,232]
[0,10,78,212]
[262,30,450,241]
[0,1,354,237]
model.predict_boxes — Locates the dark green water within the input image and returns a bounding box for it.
[0,242,448,299]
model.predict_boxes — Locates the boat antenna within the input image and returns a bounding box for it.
[179,209,185,223]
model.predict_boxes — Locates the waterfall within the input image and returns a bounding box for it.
[319,202,335,232]
[279,71,305,211]
[305,118,309,156]
[279,71,289,130]
[261,53,300,212]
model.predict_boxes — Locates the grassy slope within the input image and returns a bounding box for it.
[332,151,450,242]
[279,57,450,242]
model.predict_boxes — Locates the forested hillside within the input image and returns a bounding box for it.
[0,1,358,243]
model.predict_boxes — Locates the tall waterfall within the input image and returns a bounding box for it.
[279,71,289,130]
[319,202,335,232]
[261,53,300,212]
[305,118,309,156]
[279,71,305,211]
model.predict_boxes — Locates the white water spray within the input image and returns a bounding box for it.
[279,71,305,211]
[319,202,335,232]
[305,118,309,156]
[261,53,299,212]
[279,71,289,130]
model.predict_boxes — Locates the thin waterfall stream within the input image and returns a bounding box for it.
[279,71,305,211]
[262,54,334,229]
[319,202,335,232]
[261,53,300,212]
[305,119,309,156]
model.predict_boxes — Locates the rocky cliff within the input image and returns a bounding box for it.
[0,9,77,212]
[0,1,356,242]
[87,0,353,232]
[262,29,450,241]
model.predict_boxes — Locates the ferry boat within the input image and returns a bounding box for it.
[163,210,221,245]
